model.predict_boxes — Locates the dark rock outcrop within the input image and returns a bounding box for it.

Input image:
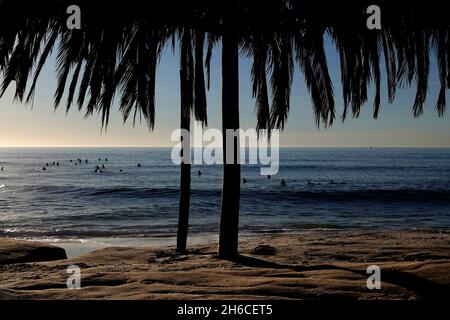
[0,238,67,265]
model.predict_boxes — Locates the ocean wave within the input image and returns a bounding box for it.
[245,189,450,203]
[0,223,223,239]
[0,224,343,239]
[0,228,177,238]
[278,164,435,171]
[15,184,450,203]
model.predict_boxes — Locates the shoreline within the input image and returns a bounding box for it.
[1,229,450,300]
[2,233,283,258]
[5,227,450,258]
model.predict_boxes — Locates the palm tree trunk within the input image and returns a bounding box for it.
[177,115,191,253]
[218,30,240,257]
[177,73,191,253]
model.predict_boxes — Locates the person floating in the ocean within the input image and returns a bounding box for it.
[0,167,3,171]
[56,162,59,166]
[267,175,271,179]
[330,180,336,184]
[307,180,315,185]
[42,166,47,171]
[101,164,105,169]
[98,158,101,161]
[280,179,287,187]
[105,158,108,162]
[137,163,142,167]
[52,161,55,166]
[197,170,202,176]
[119,169,123,172]
[243,178,247,184]
[46,163,49,167]
[70,159,73,162]
[85,159,88,164]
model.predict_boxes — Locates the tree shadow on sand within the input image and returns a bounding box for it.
[221,254,450,300]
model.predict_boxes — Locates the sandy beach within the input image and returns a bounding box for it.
[1,230,450,300]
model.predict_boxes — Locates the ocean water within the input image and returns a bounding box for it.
[1,148,450,246]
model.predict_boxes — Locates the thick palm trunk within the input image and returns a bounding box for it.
[177,113,191,253]
[177,68,191,253]
[218,31,240,257]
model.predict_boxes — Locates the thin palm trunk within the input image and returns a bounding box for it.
[218,30,240,257]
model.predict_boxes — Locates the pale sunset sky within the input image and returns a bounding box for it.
[0,38,449,148]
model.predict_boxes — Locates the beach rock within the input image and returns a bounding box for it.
[253,245,277,256]
[0,238,67,265]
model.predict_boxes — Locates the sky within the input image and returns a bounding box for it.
[0,38,449,148]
